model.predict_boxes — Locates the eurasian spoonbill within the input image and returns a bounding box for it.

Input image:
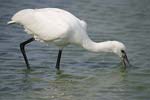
[8,8,129,70]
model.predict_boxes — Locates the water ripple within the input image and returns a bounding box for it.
[0,0,150,100]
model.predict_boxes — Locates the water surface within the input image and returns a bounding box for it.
[0,0,150,100]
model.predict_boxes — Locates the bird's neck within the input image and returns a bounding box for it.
[81,35,113,53]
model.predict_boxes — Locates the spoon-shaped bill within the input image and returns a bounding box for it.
[121,50,130,68]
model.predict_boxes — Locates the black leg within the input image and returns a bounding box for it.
[20,37,35,69]
[55,49,63,70]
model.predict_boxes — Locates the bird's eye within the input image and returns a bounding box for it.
[121,50,125,53]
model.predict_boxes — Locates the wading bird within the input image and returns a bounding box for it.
[8,8,129,70]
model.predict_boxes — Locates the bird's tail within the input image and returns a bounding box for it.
[7,20,16,25]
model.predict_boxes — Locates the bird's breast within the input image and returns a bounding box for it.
[50,37,70,48]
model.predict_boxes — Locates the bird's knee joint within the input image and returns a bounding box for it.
[20,43,25,49]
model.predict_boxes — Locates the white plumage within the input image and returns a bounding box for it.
[9,8,86,47]
[8,8,129,69]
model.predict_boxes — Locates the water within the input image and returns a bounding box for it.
[0,0,150,100]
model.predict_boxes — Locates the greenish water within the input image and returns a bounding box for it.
[0,0,150,100]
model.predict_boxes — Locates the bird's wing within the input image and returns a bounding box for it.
[9,9,71,42]
[34,9,71,41]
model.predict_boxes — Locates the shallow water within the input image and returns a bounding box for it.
[0,0,150,100]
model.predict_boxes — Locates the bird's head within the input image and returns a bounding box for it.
[111,41,130,67]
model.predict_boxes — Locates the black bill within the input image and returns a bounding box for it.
[121,50,130,68]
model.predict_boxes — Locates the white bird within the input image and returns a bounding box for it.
[8,8,129,70]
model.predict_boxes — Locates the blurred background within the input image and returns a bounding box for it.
[0,0,150,100]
